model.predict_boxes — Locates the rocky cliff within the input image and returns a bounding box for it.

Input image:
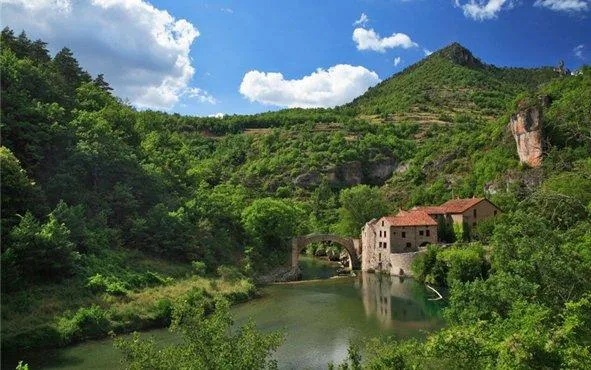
[509,102,543,167]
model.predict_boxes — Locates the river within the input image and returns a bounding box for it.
[4,257,444,369]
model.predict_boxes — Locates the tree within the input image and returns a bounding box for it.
[115,297,283,369]
[241,198,306,269]
[2,212,76,290]
[336,185,387,236]
[93,73,113,92]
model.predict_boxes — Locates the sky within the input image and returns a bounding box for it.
[1,0,590,117]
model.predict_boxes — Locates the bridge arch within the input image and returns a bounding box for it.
[291,233,361,271]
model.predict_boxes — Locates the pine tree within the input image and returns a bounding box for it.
[94,73,113,92]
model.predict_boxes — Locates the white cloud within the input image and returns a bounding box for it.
[455,0,516,20]
[208,112,225,118]
[423,48,433,56]
[353,28,418,52]
[353,12,369,26]
[239,64,380,108]
[394,57,402,66]
[534,0,589,12]
[220,7,234,13]
[1,0,209,110]
[185,87,217,104]
[574,44,585,59]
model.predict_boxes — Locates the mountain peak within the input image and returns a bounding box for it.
[433,42,484,69]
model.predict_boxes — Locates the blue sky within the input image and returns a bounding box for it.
[2,0,590,116]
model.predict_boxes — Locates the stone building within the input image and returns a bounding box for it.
[361,198,500,276]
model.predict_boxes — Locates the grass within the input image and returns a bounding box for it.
[1,252,257,351]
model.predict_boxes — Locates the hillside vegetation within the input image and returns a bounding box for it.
[1,27,590,368]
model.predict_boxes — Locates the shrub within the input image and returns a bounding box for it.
[86,274,128,296]
[441,244,488,285]
[216,265,243,282]
[191,260,207,276]
[57,305,111,342]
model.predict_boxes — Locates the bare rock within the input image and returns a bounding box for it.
[509,105,543,167]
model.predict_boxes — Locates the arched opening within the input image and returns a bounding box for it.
[419,241,431,248]
[292,234,360,271]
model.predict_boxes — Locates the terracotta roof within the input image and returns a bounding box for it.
[383,210,438,227]
[440,198,484,213]
[411,205,446,214]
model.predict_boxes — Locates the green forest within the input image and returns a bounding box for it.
[1,27,590,369]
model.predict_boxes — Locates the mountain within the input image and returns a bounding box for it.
[1,28,590,360]
[345,42,557,122]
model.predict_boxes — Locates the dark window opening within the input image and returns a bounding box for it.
[406,242,412,249]
[384,242,387,249]
[426,230,430,237]
[473,209,477,218]
[419,230,424,236]
[402,232,406,238]
[494,210,497,216]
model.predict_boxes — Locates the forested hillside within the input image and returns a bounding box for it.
[1,26,590,367]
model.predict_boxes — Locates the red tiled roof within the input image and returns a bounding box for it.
[383,210,438,227]
[440,198,485,213]
[411,205,446,214]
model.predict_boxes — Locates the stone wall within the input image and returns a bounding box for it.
[388,252,420,277]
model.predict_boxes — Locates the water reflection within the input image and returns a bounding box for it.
[357,273,443,331]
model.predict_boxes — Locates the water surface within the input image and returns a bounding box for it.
[4,258,444,369]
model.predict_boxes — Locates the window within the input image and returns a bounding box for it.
[379,242,382,248]
[378,253,381,261]
[379,230,382,237]
[402,232,406,238]
[494,210,497,216]
[406,242,412,249]
[381,220,384,226]
[473,209,477,218]
[384,242,387,249]
[419,230,424,236]
[426,229,430,237]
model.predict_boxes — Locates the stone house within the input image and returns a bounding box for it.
[412,198,501,239]
[362,210,437,275]
[361,197,500,276]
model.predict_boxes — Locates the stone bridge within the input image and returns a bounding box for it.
[291,233,361,270]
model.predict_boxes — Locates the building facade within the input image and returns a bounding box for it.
[361,198,500,276]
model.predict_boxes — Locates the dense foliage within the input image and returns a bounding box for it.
[2,27,590,369]
[115,296,283,370]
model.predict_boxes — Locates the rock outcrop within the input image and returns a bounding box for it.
[256,266,302,284]
[293,158,399,189]
[509,104,543,167]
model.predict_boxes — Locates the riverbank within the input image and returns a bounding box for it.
[1,248,258,354]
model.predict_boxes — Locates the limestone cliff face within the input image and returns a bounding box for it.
[293,158,399,189]
[509,104,543,168]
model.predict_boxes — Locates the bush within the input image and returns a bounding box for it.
[86,274,128,296]
[440,244,488,286]
[216,265,243,282]
[191,260,207,276]
[57,305,111,343]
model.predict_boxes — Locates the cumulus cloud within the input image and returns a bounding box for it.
[534,0,589,12]
[1,0,212,110]
[353,13,370,26]
[239,64,380,108]
[353,28,418,52]
[394,57,402,66]
[185,87,217,104]
[208,112,225,118]
[574,44,586,59]
[455,0,516,20]
[423,48,433,56]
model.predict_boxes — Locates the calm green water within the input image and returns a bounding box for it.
[4,258,444,369]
